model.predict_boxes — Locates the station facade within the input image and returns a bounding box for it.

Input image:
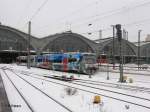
[0,25,38,63]
[95,37,137,63]
[137,41,150,64]
[37,31,98,53]
[0,24,150,64]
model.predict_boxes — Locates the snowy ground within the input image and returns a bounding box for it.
[0,64,150,112]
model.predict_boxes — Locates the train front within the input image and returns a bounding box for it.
[81,53,98,74]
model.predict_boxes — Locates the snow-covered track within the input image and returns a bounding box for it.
[108,69,150,76]
[14,70,150,110]
[2,69,34,112]
[74,79,150,93]
[57,78,150,102]
[21,71,150,99]
[3,69,73,112]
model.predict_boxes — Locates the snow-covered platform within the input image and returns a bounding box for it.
[0,74,12,112]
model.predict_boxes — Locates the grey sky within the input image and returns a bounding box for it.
[0,0,150,42]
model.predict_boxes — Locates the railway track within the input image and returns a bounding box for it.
[2,70,34,112]
[100,69,150,76]
[74,79,150,93]
[4,66,150,91]
[42,75,150,94]
[15,69,150,99]
[3,66,150,84]
[113,70,150,76]
[10,68,150,110]
[18,69,150,94]
[62,79,150,102]
[99,67,150,76]
[2,69,73,112]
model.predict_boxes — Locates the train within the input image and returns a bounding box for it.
[97,53,108,64]
[17,52,98,74]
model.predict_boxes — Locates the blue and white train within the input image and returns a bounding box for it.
[18,52,98,74]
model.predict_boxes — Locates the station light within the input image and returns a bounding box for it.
[88,33,92,35]
[88,23,92,26]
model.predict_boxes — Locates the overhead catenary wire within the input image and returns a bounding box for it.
[18,0,150,40]
[33,16,150,40]
[23,0,50,33]
[37,0,150,31]
[70,0,148,24]
[20,0,100,32]
[54,0,101,22]
[17,0,33,26]
[70,0,150,29]
[123,18,150,27]
[26,15,150,41]
[29,0,49,21]
[32,1,150,37]
[37,0,102,29]
[78,17,150,36]
[20,0,49,30]
[78,27,112,35]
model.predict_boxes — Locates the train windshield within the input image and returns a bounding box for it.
[68,58,77,62]
[83,54,96,64]
[66,53,81,63]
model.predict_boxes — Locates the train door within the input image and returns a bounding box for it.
[63,56,68,72]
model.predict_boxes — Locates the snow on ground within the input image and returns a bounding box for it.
[0,64,150,112]
[0,69,71,112]
[7,63,150,88]
[0,70,32,112]
[17,71,150,111]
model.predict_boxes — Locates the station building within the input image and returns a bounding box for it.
[38,31,98,53]
[95,37,137,63]
[0,25,38,63]
[133,40,150,64]
[0,24,150,64]
[0,25,97,63]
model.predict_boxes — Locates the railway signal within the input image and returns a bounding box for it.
[115,24,124,83]
[116,24,122,41]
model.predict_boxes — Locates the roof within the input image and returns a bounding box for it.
[0,25,98,52]
[39,32,98,52]
[133,41,150,46]
[0,25,39,50]
[94,37,113,43]
[95,37,137,54]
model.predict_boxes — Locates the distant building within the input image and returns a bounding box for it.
[145,34,150,41]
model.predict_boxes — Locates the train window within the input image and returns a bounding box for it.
[68,58,77,62]
[84,55,96,64]
[101,55,107,59]
[53,60,62,63]
[85,58,96,64]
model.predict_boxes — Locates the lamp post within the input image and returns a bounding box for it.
[107,46,110,80]
[0,40,1,63]
[138,30,142,70]
[99,30,102,41]
[27,21,31,69]
[111,25,115,69]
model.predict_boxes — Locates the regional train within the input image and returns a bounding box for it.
[97,53,108,64]
[17,52,98,74]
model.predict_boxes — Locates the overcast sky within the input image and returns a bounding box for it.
[0,0,150,42]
